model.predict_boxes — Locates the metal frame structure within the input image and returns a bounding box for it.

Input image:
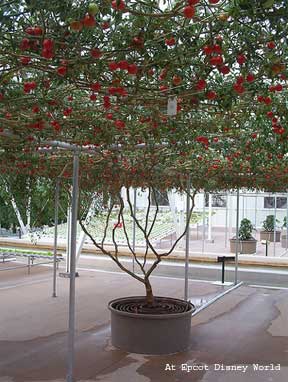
[184,176,191,301]
[27,142,287,382]
[52,178,60,298]
[67,153,79,382]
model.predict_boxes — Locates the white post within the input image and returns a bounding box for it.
[184,176,191,301]
[208,193,213,242]
[254,195,257,229]
[234,189,240,285]
[66,204,72,273]
[179,196,185,248]
[132,188,137,273]
[228,192,233,241]
[273,194,277,257]
[202,193,205,254]
[52,178,60,298]
[224,192,229,248]
[286,194,288,252]
[67,152,79,382]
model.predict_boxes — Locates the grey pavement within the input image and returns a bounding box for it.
[0,263,288,381]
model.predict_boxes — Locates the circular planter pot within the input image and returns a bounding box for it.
[230,238,257,254]
[260,231,281,242]
[108,296,195,355]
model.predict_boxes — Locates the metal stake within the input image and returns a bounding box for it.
[52,178,60,298]
[67,153,80,382]
[234,189,240,285]
[184,176,191,301]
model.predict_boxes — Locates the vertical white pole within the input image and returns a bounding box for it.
[52,178,60,298]
[286,194,288,252]
[208,193,212,241]
[132,188,137,273]
[254,195,257,229]
[66,205,72,273]
[184,176,191,301]
[67,153,79,382]
[202,193,205,254]
[273,194,277,256]
[234,189,240,285]
[224,192,229,248]
[228,192,233,242]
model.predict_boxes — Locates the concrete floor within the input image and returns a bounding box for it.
[0,264,288,382]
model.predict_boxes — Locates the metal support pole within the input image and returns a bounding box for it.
[254,195,257,229]
[224,192,229,248]
[234,189,240,285]
[53,179,60,298]
[184,176,191,301]
[67,153,80,382]
[132,188,137,273]
[202,193,205,255]
[274,194,277,257]
[222,261,225,284]
[28,255,31,275]
[66,205,72,273]
[208,193,212,241]
[286,194,288,252]
[228,192,233,244]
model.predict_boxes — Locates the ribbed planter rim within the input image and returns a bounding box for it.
[260,230,281,233]
[230,238,257,242]
[108,296,195,320]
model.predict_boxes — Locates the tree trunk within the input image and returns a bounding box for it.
[10,193,28,235]
[145,279,154,306]
[26,194,31,231]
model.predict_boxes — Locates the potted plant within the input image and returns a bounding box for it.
[281,217,288,248]
[80,186,197,355]
[260,215,280,242]
[230,218,257,254]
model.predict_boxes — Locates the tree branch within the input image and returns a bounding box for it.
[79,218,145,284]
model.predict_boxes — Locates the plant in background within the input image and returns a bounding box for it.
[262,215,279,232]
[238,218,255,241]
[282,216,287,229]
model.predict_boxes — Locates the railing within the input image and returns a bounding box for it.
[0,251,63,274]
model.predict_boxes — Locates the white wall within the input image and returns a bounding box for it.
[193,192,287,230]
[123,187,288,230]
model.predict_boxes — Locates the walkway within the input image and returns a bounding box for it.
[0,265,287,381]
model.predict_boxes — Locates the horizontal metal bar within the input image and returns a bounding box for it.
[192,282,243,317]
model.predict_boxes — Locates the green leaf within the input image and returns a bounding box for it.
[262,0,275,8]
